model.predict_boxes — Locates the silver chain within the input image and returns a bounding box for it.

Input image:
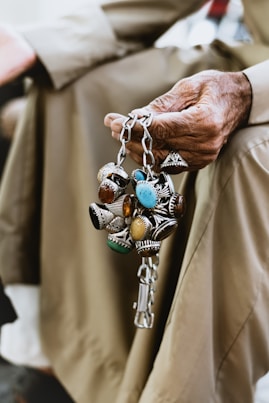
[133,254,159,329]
[117,112,160,329]
[139,113,155,177]
[117,113,137,166]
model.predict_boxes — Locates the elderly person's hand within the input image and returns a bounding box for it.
[0,24,36,86]
[104,69,252,173]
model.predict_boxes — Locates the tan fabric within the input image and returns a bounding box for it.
[1,1,269,402]
[22,0,205,89]
[244,60,269,124]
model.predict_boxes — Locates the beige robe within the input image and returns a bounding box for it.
[0,0,269,402]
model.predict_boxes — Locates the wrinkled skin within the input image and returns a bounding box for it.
[104,70,252,173]
[0,24,36,86]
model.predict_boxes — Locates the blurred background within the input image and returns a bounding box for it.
[0,0,250,46]
[0,0,85,24]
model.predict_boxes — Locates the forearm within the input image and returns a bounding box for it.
[21,0,205,89]
[21,3,123,89]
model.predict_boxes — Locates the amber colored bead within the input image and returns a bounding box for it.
[123,195,134,217]
[98,184,115,204]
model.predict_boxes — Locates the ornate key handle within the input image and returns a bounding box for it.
[89,113,185,329]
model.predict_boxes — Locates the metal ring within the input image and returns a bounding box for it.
[160,151,188,172]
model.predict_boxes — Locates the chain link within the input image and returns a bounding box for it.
[117,113,138,166]
[134,254,159,329]
[139,113,155,176]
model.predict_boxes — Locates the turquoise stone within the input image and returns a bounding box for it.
[136,182,158,208]
[133,170,146,181]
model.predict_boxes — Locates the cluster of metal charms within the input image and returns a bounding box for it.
[89,113,185,328]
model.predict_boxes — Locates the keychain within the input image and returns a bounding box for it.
[89,113,186,328]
